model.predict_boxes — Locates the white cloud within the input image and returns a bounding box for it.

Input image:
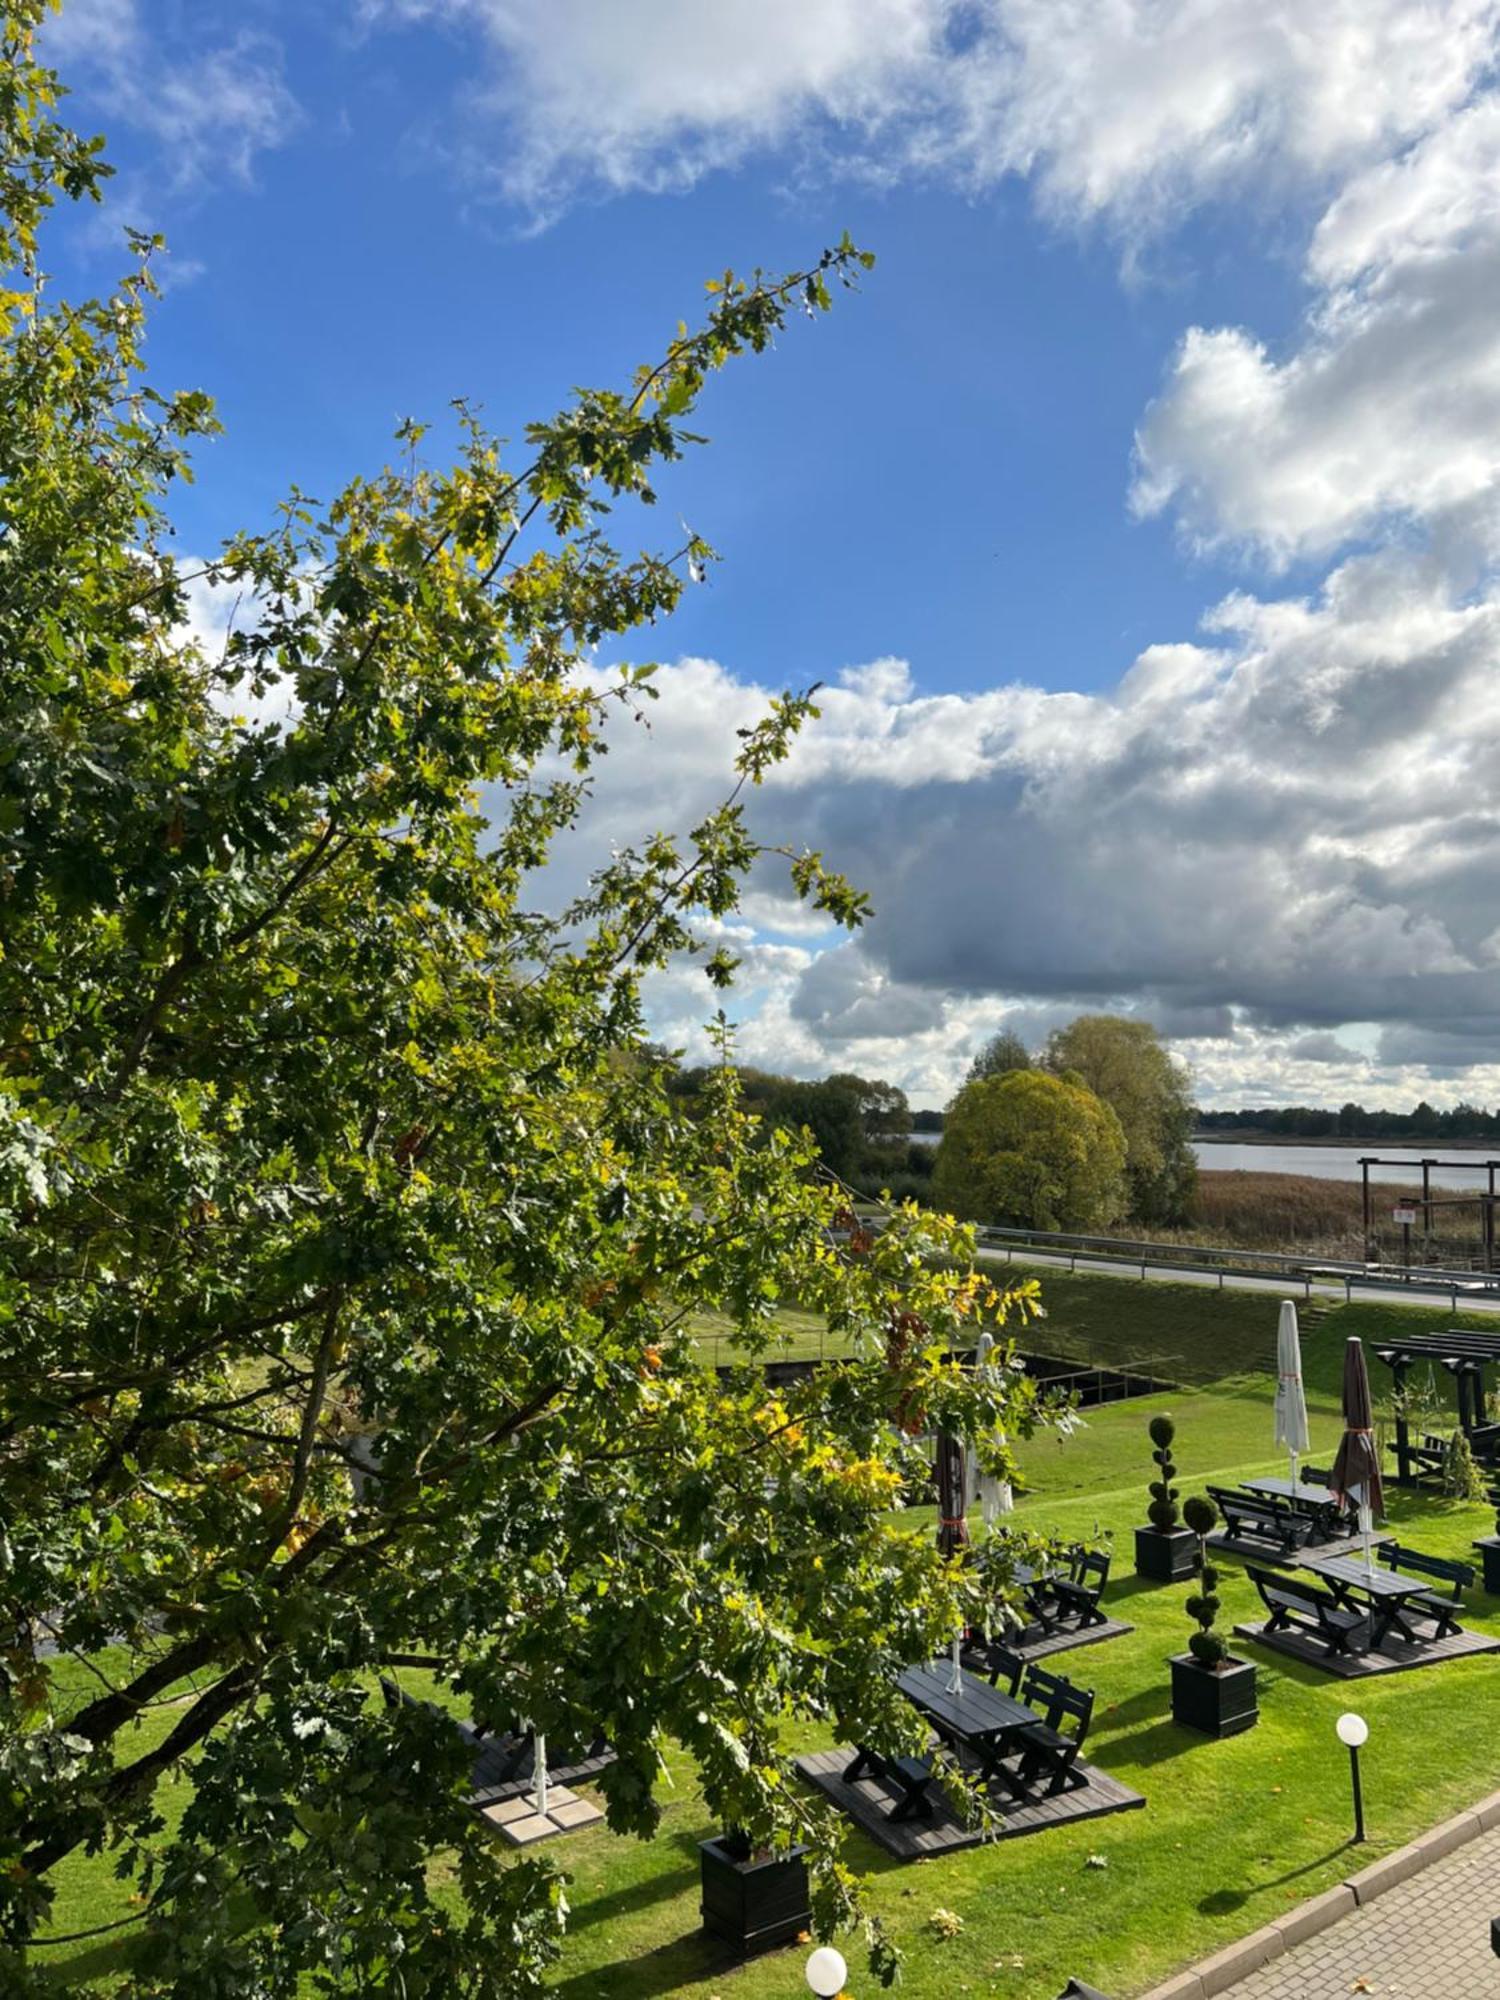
[950,0,1499,227]
[361,0,1500,227]
[361,0,952,212]
[1134,78,1500,565]
[45,1,298,194]
[556,536,1500,1104]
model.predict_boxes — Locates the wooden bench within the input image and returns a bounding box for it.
[1008,1665,1094,1800]
[1208,1485,1316,1557]
[1376,1543,1475,1637]
[843,1743,938,1822]
[1051,1549,1111,1628]
[1401,1433,1451,1484]
[1247,1566,1370,1656]
[965,1638,1025,1696]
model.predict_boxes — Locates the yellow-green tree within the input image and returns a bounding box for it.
[932,1071,1127,1230]
[0,10,1050,1989]
[1042,1015,1197,1223]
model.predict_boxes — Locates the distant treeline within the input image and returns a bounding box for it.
[1198,1101,1500,1142]
[665,1065,938,1202]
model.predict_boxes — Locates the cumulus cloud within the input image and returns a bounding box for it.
[556,533,1500,1103]
[360,0,1498,227]
[1134,72,1500,566]
[1287,1031,1366,1065]
[333,3,1500,1109]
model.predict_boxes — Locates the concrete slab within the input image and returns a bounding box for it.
[1271,1883,1354,1948]
[1343,1843,1427,1905]
[1190,1929,1283,1996]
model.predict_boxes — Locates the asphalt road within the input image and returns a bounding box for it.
[975,1242,1500,1315]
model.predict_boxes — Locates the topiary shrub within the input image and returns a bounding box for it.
[1182,1493,1227,1667]
[1147,1414,1180,1532]
[1443,1428,1488,1503]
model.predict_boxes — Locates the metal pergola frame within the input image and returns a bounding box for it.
[1372,1330,1500,1483]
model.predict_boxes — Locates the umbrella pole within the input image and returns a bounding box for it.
[1359,1502,1375,1577]
[1289,1448,1299,1492]
[948,1632,963,1696]
[533,1734,548,1820]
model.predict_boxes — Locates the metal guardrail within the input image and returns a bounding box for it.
[971,1222,1500,1307]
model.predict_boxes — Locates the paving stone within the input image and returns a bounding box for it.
[1207,1819,1500,1998]
[482,1796,534,1826]
[549,1797,603,1829]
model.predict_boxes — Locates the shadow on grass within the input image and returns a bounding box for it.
[547,1930,746,2000]
[1096,1718,1201,1769]
[1096,1684,1173,1729]
[1104,1573,1184,1603]
[566,1858,701,1937]
[35,1927,148,1991]
[1196,1839,1354,1917]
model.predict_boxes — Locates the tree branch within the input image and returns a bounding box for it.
[257,1295,343,1564]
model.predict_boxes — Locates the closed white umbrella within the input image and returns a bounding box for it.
[971,1331,1014,1526]
[1274,1300,1311,1492]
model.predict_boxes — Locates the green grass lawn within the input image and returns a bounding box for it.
[36,1276,1500,1997]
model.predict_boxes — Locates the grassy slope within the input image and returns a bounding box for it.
[38,1275,1500,1998]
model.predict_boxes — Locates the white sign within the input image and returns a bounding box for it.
[1392,1204,1418,1226]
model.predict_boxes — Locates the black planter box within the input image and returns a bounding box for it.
[699,1834,811,1957]
[1170,1653,1258,1738]
[1474,1535,1500,1596]
[1134,1525,1198,1581]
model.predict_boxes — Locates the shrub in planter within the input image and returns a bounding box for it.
[1182,1495,1226,1665]
[1443,1428,1487,1502]
[1170,1494,1257,1737]
[1134,1414,1197,1580]
[1148,1416,1180,1533]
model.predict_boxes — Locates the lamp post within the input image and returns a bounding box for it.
[1336,1712,1368,1843]
[806,1944,848,1998]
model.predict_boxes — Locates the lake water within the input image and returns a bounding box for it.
[912,1130,1500,1189]
[1194,1142,1499,1188]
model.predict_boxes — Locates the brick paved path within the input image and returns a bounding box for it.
[1216,1822,1500,1997]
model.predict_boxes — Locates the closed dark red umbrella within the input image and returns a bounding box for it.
[935,1431,970,1559]
[935,1431,969,1691]
[1330,1337,1384,1571]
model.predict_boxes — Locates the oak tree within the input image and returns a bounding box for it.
[0,8,1046,1992]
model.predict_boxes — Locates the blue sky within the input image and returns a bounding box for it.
[44,1,1500,1109]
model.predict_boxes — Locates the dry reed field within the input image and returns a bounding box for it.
[1160,1169,1493,1261]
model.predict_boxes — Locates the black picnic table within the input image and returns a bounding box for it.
[1244,1475,1350,1540]
[894,1661,1040,1798]
[1298,1551,1439,1648]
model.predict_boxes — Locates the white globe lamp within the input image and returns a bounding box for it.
[806,1943,848,1997]
[1336,1712,1368,1841]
